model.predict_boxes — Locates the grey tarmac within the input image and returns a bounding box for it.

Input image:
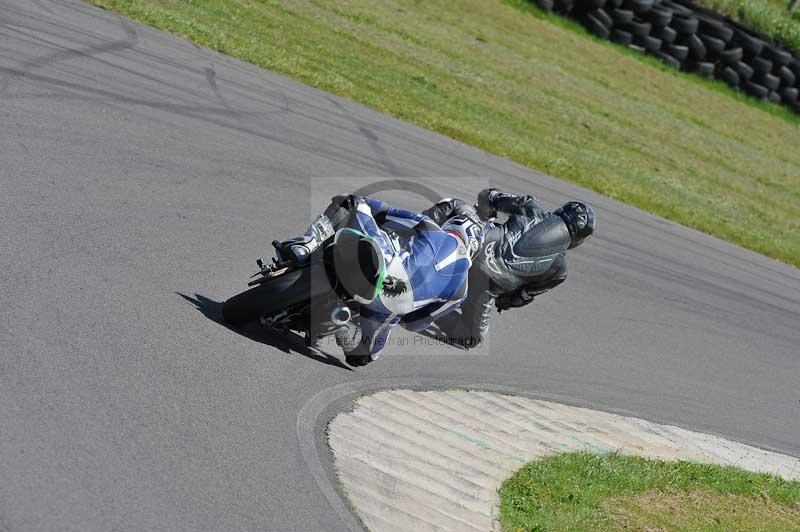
[1,1,799,531]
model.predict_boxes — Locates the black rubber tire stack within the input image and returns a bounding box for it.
[534,0,800,113]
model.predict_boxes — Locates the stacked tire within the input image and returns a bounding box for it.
[534,0,800,113]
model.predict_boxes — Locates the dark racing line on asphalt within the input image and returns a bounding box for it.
[2,1,799,531]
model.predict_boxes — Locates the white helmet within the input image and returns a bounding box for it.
[441,212,484,261]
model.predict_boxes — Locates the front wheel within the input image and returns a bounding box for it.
[222,261,332,326]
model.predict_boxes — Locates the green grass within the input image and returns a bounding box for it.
[499,451,800,531]
[697,0,800,54]
[89,0,800,267]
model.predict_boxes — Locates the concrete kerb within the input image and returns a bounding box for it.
[322,388,800,532]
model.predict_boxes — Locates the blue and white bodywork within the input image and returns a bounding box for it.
[348,198,472,359]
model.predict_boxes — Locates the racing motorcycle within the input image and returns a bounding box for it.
[222,216,361,347]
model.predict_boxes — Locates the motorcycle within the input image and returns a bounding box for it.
[222,217,361,348]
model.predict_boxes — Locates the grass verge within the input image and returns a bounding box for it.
[696,0,800,54]
[89,0,800,266]
[499,451,800,531]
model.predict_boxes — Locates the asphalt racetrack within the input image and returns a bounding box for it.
[2,1,799,531]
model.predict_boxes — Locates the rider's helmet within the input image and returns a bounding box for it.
[330,227,386,304]
[441,210,485,262]
[553,201,595,249]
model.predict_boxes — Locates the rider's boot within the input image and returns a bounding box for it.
[335,323,362,352]
[335,325,372,366]
[273,214,335,265]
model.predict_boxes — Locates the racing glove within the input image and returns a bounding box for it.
[495,287,538,313]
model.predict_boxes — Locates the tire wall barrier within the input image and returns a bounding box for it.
[534,0,800,113]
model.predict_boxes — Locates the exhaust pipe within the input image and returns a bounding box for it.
[331,304,360,350]
[331,305,352,326]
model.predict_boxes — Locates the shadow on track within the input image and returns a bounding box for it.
[416,327,471,351]
[176,292,353,371]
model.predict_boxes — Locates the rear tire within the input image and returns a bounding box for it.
[222,261,332,326]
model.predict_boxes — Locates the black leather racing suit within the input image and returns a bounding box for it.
[423,191,571,348]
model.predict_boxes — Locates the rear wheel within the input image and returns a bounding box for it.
[222,261,333,326]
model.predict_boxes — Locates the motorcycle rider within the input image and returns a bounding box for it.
[423,188,595,348]
[281,194,483,366]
